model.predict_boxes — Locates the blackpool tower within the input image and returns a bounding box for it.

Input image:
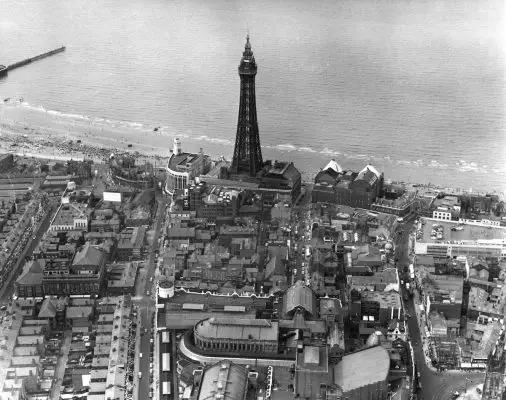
[230,35,263,177]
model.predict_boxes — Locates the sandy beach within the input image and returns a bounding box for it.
[0,100,174,167]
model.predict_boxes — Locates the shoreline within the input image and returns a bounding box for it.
[0,102,503,197]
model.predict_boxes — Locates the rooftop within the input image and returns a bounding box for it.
[361,291,402,309]
[66,306,93,319]
[195,317,278,342]
[333,346,390,393]
[168,151,203,172]
[197,360,248,400]
[283,280,317,317]
[468,286,506,316]
[348,268,399,292]
[420,218,506,244]
[73,242,106,267]
[16,259,45,286]
[423,274,464,304]
[51,203,91,227]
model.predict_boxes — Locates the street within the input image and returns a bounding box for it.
[0,200,55,303]
[134,195,167,400]
[394,219,485,400]
[405,295,484,400]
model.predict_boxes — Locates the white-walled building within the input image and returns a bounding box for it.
[165,138,210,195]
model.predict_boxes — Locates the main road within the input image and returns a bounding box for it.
[394,218,485,400]
[404,295,484,399]
[0,199,56,303]
[135,194,168,400]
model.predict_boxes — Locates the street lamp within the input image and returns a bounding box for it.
[464,378,471,394]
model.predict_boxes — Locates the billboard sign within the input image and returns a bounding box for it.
[103,192,122,202]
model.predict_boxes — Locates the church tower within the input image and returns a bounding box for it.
[230,35,263,177]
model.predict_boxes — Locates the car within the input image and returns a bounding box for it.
[32,235,36,240]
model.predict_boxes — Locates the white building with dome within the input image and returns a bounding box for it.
[165,138,211,195]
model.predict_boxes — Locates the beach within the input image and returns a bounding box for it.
[0,99,504,198]
[0,100,172,167]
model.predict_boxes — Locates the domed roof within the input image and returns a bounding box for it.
[323,159,343,173]
[385,242,394,250]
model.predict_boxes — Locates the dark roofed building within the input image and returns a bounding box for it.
[258,160,302,203]
[193,317,279,355]
[16,259,45,298]
[116,226,146,260]
[194,360,249,400]
[313,162,384,208]
[283,280,317,319]
[73,242,106,267]
[42,242,107,296]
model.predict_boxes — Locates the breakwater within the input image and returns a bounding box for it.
[1,46,65,76]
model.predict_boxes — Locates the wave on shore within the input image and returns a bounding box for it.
[0,100,504,194]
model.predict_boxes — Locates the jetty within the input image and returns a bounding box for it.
[0,46,65,77]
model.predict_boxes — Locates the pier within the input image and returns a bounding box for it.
[0,46,65,77]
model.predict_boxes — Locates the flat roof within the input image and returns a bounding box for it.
[195,317,278,342]
[420,218,506,244]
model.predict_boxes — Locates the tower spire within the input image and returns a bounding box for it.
[231,37,263,177]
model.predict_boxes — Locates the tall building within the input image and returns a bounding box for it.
[205,37,301,203]
[230,35,263,177]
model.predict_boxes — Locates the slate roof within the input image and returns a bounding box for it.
[283,280,317,317]
[355,165,381,186]
[265,255,285,279]
[72,242,105,266]
[16,260,45,286]
[38,299,57,318]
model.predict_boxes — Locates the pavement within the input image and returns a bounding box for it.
[455,384,484,400]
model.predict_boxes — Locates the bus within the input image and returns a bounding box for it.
[162,353,171,372]
[161,331,171,344]
[163,381,171,395]
[409,264,415,280]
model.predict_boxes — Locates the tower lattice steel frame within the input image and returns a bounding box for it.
[230,35,263,177]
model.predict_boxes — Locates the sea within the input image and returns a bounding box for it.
[0,0,505,193]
